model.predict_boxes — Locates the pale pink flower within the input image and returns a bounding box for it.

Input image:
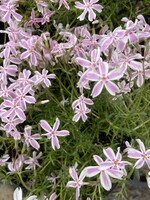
[41,9,55,25]
[40,118,69,150]
[24,151,42,170]
[0,3,22,23]
[0,83,15,99]
[0,59,18,84]
[1,41,18,59]
[130,63,150,87]
[75,0,103,21]
[125,139,150,169]
[8,155,24,174]
[83,155,123,191]
[101,147,130,176]
[20,39,41,66]
[36,0,49,13]
[72,104,91,122]
[72,94,93,110]
[24,126,41,150]
[27,9,41,28]
[86,61,124,97]
[66,166,88,200]
[34,69,56,88]
[1,99,26,121]
[15,85,36,110]
[117,80,133,93]
[44,193,57,200]
[2,117,23,132]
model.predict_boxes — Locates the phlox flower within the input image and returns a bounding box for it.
[20,39,41,66]
[76,47,101,72]
[1,99,26,121]
[121,18,139,44]
[72,104,91,122]
[34,69,56,88]
[1,41,18,59]
[36,0,49,14]
[100,27,126,54]
[8,155,24,174]
[83,154,123,191]
[0,59,18,84]
[0,19,21,41]
[75,0,103,22]
[8,128,21,140]
[72,93,93,110]
[24,151,42,170]
[66,166,88,200]
[2,117,23,132]
[27,9,41,28]
[40,9,55,25]
[0,83,15,99]
[117,80,133,94]
[15,85,36,110]
[130,62,150,87]
[15,69,34,88]
[86,61,124,97]
[40,118,69,150]
[125,139,150,169]
[24,125,41,150]
[102,147,130,176]
[0,2,22,23]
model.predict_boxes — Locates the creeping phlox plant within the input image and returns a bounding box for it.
[0,0,150,199]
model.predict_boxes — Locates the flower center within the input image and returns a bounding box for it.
[142,154,147,159]
[113,160,119,165]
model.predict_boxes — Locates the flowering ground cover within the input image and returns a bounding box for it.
[0,0,150,199]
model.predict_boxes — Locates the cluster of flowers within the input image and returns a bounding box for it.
[67,139,150,200]
[0,0,149,199]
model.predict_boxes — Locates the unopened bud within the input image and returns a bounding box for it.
[40,100,49,104]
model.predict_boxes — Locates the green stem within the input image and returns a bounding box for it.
[18,173,32,192]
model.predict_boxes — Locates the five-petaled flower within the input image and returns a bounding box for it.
[75,0,103,21]
[87,61,124,97]
[40,118,69,150]
[82,154,124,191]
[66,166,88,200]
[125,139,150,169]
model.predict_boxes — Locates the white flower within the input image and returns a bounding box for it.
[13,187,38,200]
[13,187,22,200]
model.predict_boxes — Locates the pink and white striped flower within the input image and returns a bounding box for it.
[15,85,36,110]
[24,151,42,170]
[20,39,41,66]
[75,0,103,21]
[34,69,56,88]
[72,104,91,122]
[125,139,150,169]
[1,99,26,121]
[24,126,41,150]
[0,3,22,23]
[83,154,124,191]
[66,166,88,200]
[40,118,69,150]
[86,61,124,97]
